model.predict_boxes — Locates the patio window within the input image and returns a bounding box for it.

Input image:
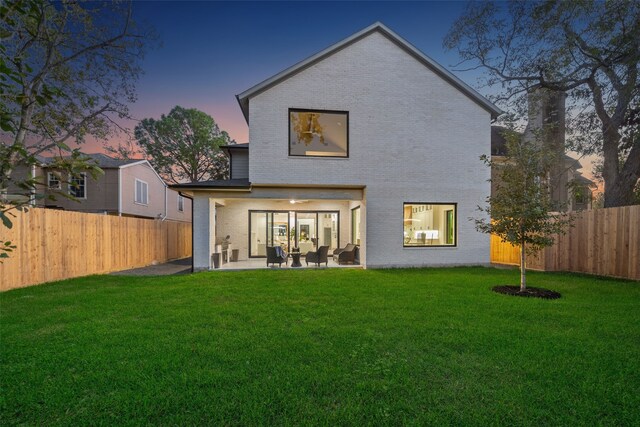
[289,109,348,157]
[135,179,148,205]
[69,173,86,199]
[403,203,456,247]
[351,206,361,245]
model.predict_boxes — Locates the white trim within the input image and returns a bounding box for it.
[30,164,37,206]
[236,22,502,121]
[117,160,147,168]
[47,172,61,190]
[120,160,167,188]
[134,178,149,205]
[68,172,87,199]
[118,167,122,215]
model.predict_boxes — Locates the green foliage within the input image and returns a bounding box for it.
[1,268,639,424]
[445,0,640,207]
[134,106,233,183]
[474,128,574,288]
[0,240,16,262]
[0,0,153,253]
[475,129,574,251]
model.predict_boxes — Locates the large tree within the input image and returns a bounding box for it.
[134,106,233,183]
[474,128,573,290]
[0,0,151,255]
[445,0,640,207]
[1,0,151,217]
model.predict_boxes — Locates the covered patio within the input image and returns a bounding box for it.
[176,181,366,271]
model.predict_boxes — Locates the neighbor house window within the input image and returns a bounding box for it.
[177,195,184,212]
[289,109,348,157]
[135,179,148,205]
[403,203,456,247]
[47,172,61,190]
[69,173,86,198]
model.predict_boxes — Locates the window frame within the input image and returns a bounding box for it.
[177,195,184,212]
[288,108,349,158]
[134,178,149,205]
[247,209,341,258]
[68,172,87,199]
[351,206,360,245]
[402,202,458,248]
[47,172,61,190]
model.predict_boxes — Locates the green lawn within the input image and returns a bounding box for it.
[1,267,639,425]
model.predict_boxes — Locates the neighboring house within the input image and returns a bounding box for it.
[171,22,502,270]
[490,89,595,211]
[10,153,191,222]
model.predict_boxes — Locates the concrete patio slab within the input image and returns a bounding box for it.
[111,257,192,276]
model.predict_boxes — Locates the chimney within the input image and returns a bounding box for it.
[524,87,568,209]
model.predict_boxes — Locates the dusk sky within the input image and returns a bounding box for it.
[116,1,474,146]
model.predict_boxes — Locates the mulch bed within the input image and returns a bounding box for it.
[492,285,561,300]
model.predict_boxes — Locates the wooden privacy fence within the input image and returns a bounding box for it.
[0,208,192,291]
[491,205,640,280]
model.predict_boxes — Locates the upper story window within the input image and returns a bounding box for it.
[289,109,348,157]
[69,173,86,199]
[135,179,148,205]
[47,172,61,190]
[403,203,457,247]
[177,195,184,212]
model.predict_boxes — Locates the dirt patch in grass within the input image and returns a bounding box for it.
[492,285,561,299]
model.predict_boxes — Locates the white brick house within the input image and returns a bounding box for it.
[172,22,501,270]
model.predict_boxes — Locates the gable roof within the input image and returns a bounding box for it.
[40,153,145,169]
[236,22,502,122]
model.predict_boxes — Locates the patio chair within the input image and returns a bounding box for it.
[305,245,329,267]
[332,244,358,265]
[266,246,287,267]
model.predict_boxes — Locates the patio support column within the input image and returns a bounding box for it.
[193,195,216,271]
[360,196,366,268]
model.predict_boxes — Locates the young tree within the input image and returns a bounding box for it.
[445,0,640,207]
[1,0,152,230]
[474,129,573,290]
[134,106,233,183]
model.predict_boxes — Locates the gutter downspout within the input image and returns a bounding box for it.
[179,191,195,273]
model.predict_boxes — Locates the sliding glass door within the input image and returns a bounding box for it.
[249,211,290,257]
[294,211,339,253]
[249,210,340,257]
[295,212,316,254]
[318,212,339,250]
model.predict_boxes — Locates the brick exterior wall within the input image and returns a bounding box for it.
[244,31,491,267]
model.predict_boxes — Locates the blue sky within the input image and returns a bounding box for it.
[124,1,477,144]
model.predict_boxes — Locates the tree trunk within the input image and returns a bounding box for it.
[603,141,640,207]
[520,242,527,291]
[592,79,640,208]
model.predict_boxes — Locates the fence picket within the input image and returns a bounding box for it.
[0,209,192,291]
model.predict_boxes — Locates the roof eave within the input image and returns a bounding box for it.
[236,21,502,121]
